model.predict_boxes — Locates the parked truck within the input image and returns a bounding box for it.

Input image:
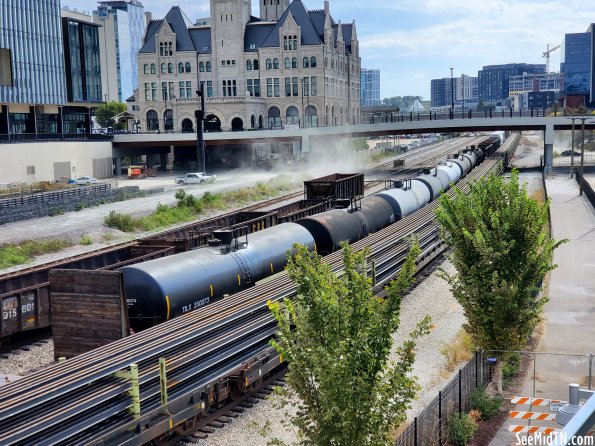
[175,172,217,185]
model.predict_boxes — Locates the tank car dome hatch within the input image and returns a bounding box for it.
[238,223,315,279]
[433,169,451,192]
[295,210,366,254]
[413,174,444,201]
[437,162,461,185]
[377,187,420,219]
[358,196,395,233]
[408,180,432,208]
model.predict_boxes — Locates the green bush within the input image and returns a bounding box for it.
[448,412,478,446]
[0,239,72,269]
[50,207,65,216]
[104,210,136,232]
[79,234,93,246]
[503,352,521,379]
[75,203,87,212]
[470,387,503,420]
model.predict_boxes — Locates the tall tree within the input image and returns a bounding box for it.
[95,101,127,129]
[436,170,564,391]
[268,242,430,446]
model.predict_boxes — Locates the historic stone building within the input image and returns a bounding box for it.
[133,0,361,133]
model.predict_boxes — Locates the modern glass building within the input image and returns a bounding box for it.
[94,1,146,102]
[560,24,594,107]
[360,68,381,107]
[478,63,545,104]
[0,0,67,136]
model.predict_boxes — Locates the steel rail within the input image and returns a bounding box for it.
[0,137,509,444]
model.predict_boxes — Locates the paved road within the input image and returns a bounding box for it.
[0,171,285,245]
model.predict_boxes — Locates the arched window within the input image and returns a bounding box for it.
[293,35,298,49]
[284,57,291,69]
[251,115,256,128]
[303,57,309,68]
[266,58,272,69]
[286,106,299,125]
[150,63,156,74]
[310,56,317,68]
[143,64,149,74]
[182,118,193,132]
[232,80,237,96]
[168,63,173,74]
[292,57,297,68]
[246,59,252,70]
[273,58,279,69]
[253,59,259,70]
[185,62,191,73]
[146,110,159,131]
[268,106,281,128]
[258,115,264,128]
[178,62,184,73]
[164,109,173,131]
[222,80,227,97]
[199,61,205,72]
[206,61,211,72]
[283,36,288,51]
[159,42,164,56]
[305,105,318,127]
[161,63,166,74]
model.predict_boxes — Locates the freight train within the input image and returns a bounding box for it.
[122,136,500,331]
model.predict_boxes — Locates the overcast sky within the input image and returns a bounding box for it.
[62,0,595,100]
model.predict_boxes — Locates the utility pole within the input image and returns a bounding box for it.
[579,117,587,196]
[195,82,206,173]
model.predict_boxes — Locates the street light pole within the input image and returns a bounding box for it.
[567,117,576,178]
[579,117,587,196]
[195,82,206,173]
[450,67,454,117]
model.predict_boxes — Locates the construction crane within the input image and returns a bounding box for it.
[543,43,561,73]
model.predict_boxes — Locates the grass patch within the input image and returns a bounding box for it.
[530,188,546,204]
[441,329,474,375]
[0,239,73,269]
[105,176,300,233]
[79,234,93,246]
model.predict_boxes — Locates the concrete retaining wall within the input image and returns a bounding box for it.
[0,141,113,184]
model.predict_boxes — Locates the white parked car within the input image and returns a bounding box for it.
[76,176,98,185]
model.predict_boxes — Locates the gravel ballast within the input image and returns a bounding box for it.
[188,259,467,446]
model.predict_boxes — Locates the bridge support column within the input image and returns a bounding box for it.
[160,152,167,171]
[114,156,122,176]
[544,125,554,173]
[301,135,310,161]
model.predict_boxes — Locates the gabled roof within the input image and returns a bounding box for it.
[261,0,323,48]
[139,20,162,53]
[244,22,276,52]
[190,28,212,54]
[139,6,196,53]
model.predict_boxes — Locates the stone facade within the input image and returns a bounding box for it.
[133,0,361,133]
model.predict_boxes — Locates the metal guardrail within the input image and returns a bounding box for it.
[0,184,111,209]
[0,133,113,144]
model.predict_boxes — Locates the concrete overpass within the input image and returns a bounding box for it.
[113,115,595,170]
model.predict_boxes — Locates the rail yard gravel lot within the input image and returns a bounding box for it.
[187,260,466,446]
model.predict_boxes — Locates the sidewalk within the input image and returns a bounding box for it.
[490,176,595,446]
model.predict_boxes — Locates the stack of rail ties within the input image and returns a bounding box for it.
[0,138,515,445]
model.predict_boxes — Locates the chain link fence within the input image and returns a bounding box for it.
[394,351,594,446]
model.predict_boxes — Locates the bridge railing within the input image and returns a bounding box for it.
[0,133,113,144]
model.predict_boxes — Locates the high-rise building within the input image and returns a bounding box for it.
[477,63,545,104]
[62,8,103,111]
[430,78,451,108]
[93,1,146,102]
[508,72,561,110]
[560,24,595,107]
[0,0,66,136]
[134,0,361,132]
[360,68,380,107]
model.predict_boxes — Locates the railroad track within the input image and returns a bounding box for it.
[0,136,518,445]
[0,136,483,345]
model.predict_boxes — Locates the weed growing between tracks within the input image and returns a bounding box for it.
[104,175,300,233]
[0,239,73,269]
